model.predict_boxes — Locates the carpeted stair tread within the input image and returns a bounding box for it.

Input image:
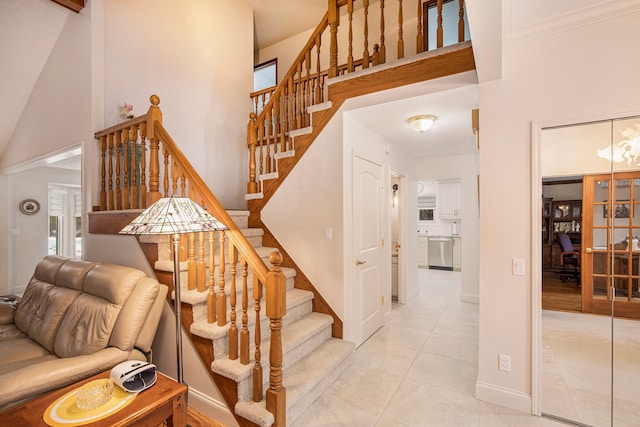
[235,338,354,427]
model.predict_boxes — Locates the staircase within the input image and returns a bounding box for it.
[90,2,475,425]
[150,211,354,427]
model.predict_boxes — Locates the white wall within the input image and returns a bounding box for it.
[262,107,345,317]
[8,167,80,294]
[416,153,479,302]
[103,0,253,209]
[476,5,640,413]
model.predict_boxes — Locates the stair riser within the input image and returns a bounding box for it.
[236,325,332,402]
[210,298,313,360]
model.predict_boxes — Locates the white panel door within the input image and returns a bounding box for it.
[353,155,384,347]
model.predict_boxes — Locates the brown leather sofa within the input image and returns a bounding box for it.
[0,255,168,410]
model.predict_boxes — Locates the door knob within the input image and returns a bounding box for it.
[356,260,366,266]
[585,247,593,253]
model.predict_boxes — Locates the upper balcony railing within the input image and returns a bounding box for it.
[247,0,469,196]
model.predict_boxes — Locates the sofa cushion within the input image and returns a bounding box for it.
[0,324,26,342]
[54,258,98,291]
[109,277,159,351]
[14,281,81,352]
[33,255,68,284]
[83,263,145,304]
[54,293,121,358]
[0,337,53,372]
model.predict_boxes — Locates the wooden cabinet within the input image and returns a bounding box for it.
[452,236,461,271]
[438,180,461,219]
[542,197,552,244]
[551,199,582,244]
[418,236,429,268]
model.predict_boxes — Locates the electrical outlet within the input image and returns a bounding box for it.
[499,354,511,372]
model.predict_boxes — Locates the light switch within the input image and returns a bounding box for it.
[324,227,333,240]
[512,258,525,276]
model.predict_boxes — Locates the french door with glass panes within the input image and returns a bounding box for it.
[583,173,640,318]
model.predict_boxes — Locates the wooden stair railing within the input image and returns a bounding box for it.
[95,95,286,426]
[246,0,468,201]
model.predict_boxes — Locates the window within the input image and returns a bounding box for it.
[49,185,82,258]
[423,0,470,51]
[253,58,277,92]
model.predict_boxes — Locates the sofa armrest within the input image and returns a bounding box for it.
[0,303,15,325]
[0,347,132,408]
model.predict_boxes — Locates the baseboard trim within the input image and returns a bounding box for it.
[460,293,479,304]
[188,386,237,427]
[475,381,531,414]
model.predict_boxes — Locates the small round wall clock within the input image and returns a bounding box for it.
[19,199,40,215]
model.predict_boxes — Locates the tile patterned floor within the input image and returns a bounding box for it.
[542,309,640,427]
[291,269,570,427]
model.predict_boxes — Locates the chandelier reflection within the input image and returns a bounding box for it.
[597,125,640,164]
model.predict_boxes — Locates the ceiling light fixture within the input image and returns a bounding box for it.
[407,115,437,133]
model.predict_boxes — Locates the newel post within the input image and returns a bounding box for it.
[266,251,287,427]
[146,95,162,205]
[328,0,339,78]
[247,113,258,194]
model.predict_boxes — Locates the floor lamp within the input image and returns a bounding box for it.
[120,196,227,384]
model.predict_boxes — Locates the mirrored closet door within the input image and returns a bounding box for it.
[540,116,640,426]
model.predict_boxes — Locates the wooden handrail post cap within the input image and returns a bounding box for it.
[267,251,287,318]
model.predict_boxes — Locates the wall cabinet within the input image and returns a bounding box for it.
[551,199,582,244]
[452,236,461,271]
[438,180,461,219]
[418,236,429,268]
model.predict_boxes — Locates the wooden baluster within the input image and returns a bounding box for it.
[398,0,404,59]
[304,51,312,126]
[140,122,147,208]
[296,62,303,129]
[163,148,170,196]
[273,96,280,159]
[207,230,216,324]
[122,129,130,209]
[315,34,323,103]
[130,126,139,208]
[278,95,286,153]
[188,233,196,290]
[247,113,258,194]
[240,257,250,365]
[229,243,238,360]
[171,159,179,196]
[379,0,386,63]
[258,119,264,191]
[328,0,339,78]
[180,172,186,196]
[217,230,227,327]
[146,95,162,206]
[265,252,287,427]
[372,44,380,66]
[347,0,354,72]
[107,133,114,210]
[114,132,122,210]
[253,276,263,402]
[362,0,370,69]
[99,136,106,210]
[436,0,443,48]
[416,0,424,53]
[458,0,465,42]
[287,76,294,133]
[265,110,272,174]
[197,231,206,292]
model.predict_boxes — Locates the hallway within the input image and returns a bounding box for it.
[291,268,566,426]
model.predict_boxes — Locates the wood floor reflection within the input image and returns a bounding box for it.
[542,271,581,312]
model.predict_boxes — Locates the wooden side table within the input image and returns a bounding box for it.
[2,370,187,426]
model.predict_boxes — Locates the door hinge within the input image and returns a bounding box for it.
[381,239,384,247]
[381,296,385,306]
[380,180,384,190]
